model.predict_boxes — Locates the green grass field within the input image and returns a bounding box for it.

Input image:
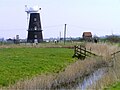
[107,82,120,90]
[0,47,75,87]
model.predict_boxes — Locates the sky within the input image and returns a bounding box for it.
[0,0,120,39]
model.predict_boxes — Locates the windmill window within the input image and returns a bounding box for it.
[34,18,37,21]
[34,35,37,38]
[34,26,37,30]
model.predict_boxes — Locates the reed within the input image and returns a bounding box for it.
[86,43,120,89]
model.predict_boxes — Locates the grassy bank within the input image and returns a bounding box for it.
[85,43,120,89]
[0,47,75,87]
[103,52,120,90]
[109,82,120,89]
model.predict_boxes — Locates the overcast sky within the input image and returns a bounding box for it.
[0,0,120,39]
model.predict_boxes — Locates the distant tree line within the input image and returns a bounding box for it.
[100,35,120,43]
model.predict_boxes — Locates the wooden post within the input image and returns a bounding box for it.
[90,47,91,52]
[64,24,67,45]
[74,45,76,55]
[84,47,86,58]
[80,45,81,54]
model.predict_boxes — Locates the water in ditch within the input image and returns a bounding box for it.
[56,68,107,90]
[74,68,107,90]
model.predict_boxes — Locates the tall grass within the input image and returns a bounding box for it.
[85,43,118,57]
[85,43,120,89]
[87,54,120,89]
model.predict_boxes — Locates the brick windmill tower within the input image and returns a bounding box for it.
[25,5,43,43]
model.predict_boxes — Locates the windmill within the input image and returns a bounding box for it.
[25,5,43,43]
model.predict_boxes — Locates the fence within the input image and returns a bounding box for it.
[72,45,97,59]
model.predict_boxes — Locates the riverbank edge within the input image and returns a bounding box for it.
[51,57,110,89]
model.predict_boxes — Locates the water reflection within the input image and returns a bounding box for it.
[75,68,107,90]
[55,68,107,90]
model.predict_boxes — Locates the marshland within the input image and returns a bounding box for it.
[0,41,120,90]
